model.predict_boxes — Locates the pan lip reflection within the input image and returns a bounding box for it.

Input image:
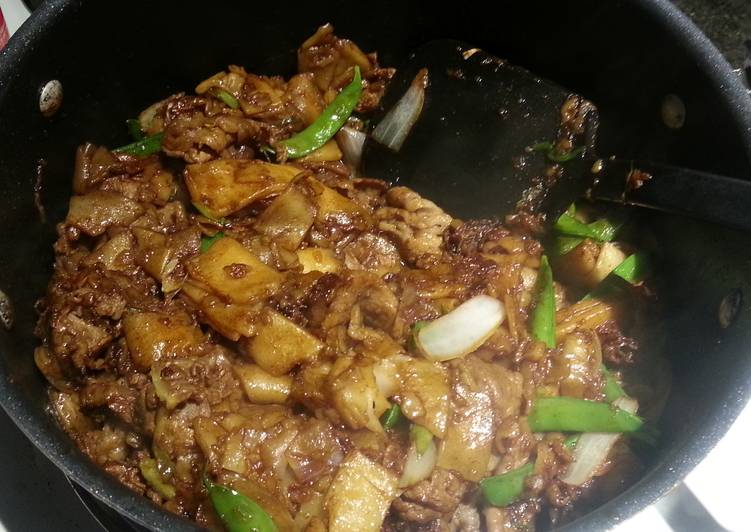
[0,0,750,531]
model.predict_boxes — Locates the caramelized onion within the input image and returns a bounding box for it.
[336,126,366,169]
[398,438,438,488]
[372,69,428,151]
[561,396,638,486]
[416,295,505,362]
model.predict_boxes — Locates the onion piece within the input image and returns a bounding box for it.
[561,396,638,486]
[398,438,438,488]
[591,242,627,285]
[336,126,366,169]
[416,295,505,362]
[372,68,428,151]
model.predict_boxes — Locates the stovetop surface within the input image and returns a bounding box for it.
[0,408,103,532]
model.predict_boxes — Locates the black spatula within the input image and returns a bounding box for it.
[361,40,751,231]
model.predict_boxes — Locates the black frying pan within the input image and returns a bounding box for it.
[0,1,750,531]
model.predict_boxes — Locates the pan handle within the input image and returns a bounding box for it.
[591,159,751,233]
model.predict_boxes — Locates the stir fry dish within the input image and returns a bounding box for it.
[35,24,659,532]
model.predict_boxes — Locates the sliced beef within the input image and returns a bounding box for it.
[392,468,471,524]
[375,187,452,267]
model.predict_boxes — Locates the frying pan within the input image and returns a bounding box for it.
[0,1,750,530]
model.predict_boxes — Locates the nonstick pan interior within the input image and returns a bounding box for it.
[0,1,750,530]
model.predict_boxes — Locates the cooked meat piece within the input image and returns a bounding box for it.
[290,361,333,412]
[152,349,242,409]
[342,232,402,277]
[239,73,289,121]
[597,320,638,365]
[375,187,452,266]
[197,66,330,134]
[97,163,175,206]
[270,271,339,329]
[79,377,140,424]
[163,112,271,164]
[348,177,390,211]
[73,143,122,194]
[103,462,148,495]
[283,73,325,126]
[321,270,401,359]
[66,191,144,237]
[503,212,545,237]
[358,65,396,113]
[468,358,523,420]
[392,468,470,524]
[74,143,175,206]
[285,418,346,482]
[444,219,510,256]
[297,23,393,114]
[298,23,373,94]
[79,423,130,466]
[44,255,162,370]
[48,311,112,370]
[160,94,280,163]
[449,504,481,532]
[438,357,522,482]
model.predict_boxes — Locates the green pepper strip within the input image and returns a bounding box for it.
[584,274,633,302]
[380,403,404,430]
[204,478,278,532]
[563,434,580,450]
[528,397,643,433]
[554,212,620,242]
[531,142,585,163]
[610,252,649,284]
[214,89,240,109]
[551,236,585,257]
[531,255,556,348]
[114,132,164,157]
[201,232,225,253]
[410,425,433,455]
[480,463,534,507]
[584,252,650,300]
[602,367,627,402]
[126,119,144,141]
[279,66,362,159]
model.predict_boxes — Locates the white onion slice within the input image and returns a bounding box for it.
[561,396,638,486]
[336,127,367,169]
[372,69,428,151]
[592,242,627,285]
[416,295,505,362]
[398,438,438,488]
